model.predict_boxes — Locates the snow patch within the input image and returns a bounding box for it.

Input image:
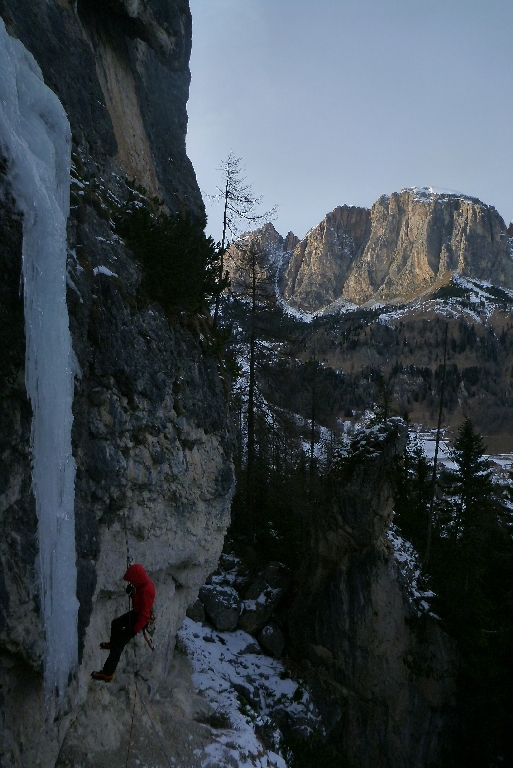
[179,616,320,767]
[93,265,118,278]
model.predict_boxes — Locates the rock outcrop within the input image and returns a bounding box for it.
[0,2,234,767]
[339,188,513,306]
[288,420,454,768]
[229,188,513,312]
[224,222,289,298]
[0,0,203,213]
[284,204,371,310]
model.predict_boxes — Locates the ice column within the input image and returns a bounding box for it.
[0,20,78,699]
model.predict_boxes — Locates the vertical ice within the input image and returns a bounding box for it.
[0,20,78,699]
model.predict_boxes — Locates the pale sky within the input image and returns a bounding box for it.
[187,0,513,242]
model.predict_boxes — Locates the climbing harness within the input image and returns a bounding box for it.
[142,609,156,652]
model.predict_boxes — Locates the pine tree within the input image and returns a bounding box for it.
[431,419,513,765]
[448,418,494,558]
[392,443,432,552]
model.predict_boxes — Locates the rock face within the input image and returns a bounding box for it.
[339,188,513,306]
[231,188,513,312]
[0,3,234,767]
[287,420,454,768]
[0,0,203,213]
[225,222,288,299]
[284,205,371,310]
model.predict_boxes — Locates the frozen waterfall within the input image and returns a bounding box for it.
[0,20,78,700]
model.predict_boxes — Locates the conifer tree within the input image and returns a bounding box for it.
[211,152,276,328]
[447,418,494,558]
[392,443,432,551]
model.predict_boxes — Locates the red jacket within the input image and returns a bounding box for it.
[123,564,156,634]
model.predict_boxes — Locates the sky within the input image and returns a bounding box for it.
[186,0,513,242]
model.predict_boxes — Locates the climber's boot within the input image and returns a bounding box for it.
[91,671,114,682]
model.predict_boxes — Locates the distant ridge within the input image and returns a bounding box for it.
[226,188,513,312]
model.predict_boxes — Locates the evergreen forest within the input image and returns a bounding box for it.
[218,286,513,767]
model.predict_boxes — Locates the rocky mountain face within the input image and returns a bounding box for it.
[224,222,289,299]
[284,204,371,310]
[0,2,234,767]
[0,0,203,214]
[229,188,513,312]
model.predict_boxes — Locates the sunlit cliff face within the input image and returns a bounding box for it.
[229,188,513,314]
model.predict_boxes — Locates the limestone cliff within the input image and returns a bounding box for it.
[231,188,513,312]
[0,0,203,213]
[284,205,370,310]
[340,188,513,306]
[0,3,234,767]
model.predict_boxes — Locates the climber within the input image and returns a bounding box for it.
[91,563,156,682]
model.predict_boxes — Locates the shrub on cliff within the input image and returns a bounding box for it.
[117,200,226,314]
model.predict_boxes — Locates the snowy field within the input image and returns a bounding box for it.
[411,427,513,473]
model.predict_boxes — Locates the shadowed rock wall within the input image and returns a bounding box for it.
[288,421,454,768]
[0,0,202,213]
[0,3,234,766]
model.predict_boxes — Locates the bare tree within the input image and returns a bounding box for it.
[234,238,270,542]
[246,243,258,540]
[211,152,277,328]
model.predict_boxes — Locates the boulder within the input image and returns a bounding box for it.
[199,584,240,632]
[238,581,283,635]
[240,641,262,655]
[258,624,285,659]
[186,599,205,624]
[244,576,269,601]
[262,562,289,590]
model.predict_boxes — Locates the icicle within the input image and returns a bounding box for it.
[0,20,78,702]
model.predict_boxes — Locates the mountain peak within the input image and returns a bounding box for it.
[228,189,513,312]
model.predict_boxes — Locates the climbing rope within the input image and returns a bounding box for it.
[123,632,170,767]
[134,672,173,768]
[124,574,139,768]
[122,504,138,767]
[123,511,167,768]
[121,502,164,764]
[122,508,133,570]
[124,684,138,768]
